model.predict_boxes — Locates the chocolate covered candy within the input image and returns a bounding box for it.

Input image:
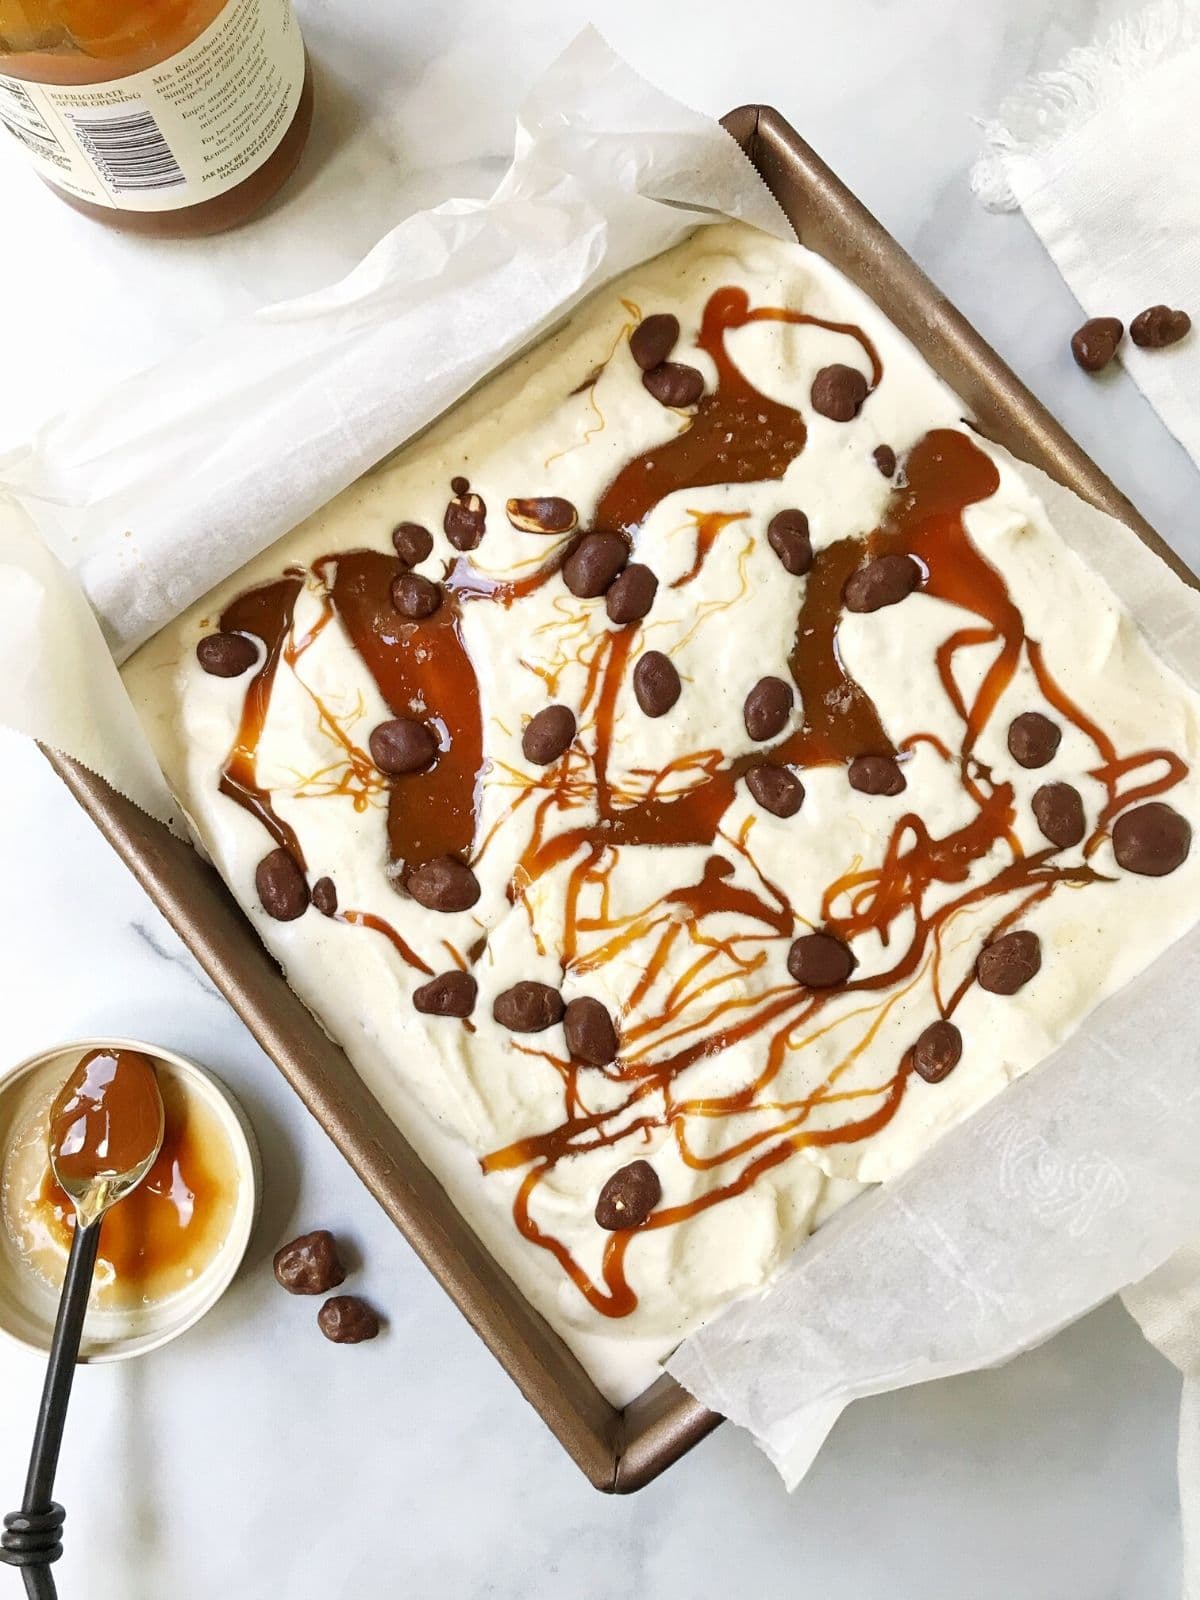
[274,1230,345,1295]
[594,1160,661,1230]
[787,932,855,988]
[522,704,577,766]
[493,981,564,1033]
[976,930,1041,995]
[413,970,477,1018]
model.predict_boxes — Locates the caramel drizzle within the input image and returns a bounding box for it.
[210,286,1189,1322]
[219,575,306,864]
[593,286,879,536]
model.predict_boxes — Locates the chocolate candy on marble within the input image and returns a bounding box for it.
[274,1230,345,1295]
[1070,318,1123,372]
[317,1295,380,1345]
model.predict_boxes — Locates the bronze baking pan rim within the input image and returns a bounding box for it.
[44,103,1200,1494]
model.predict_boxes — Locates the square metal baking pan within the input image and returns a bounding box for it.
[45,104,1200,1493]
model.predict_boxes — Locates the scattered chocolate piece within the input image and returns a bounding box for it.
[630,313,680,372]
[1007,711,1061,769]
[256,848,309,922]
[563,996,619,1066]
[912,1020,962,1084]
[743,676,794,742]
[391,572,442,619]
[522,704,577,766]
[1112,801,1192,877]
[1070,318,1123,373]
[273,1230,345,1295]
[595,1160,661,1231]
[873,444,897,477]
[633,651,681,718]
[746,763,805,818]
[606,563,658,625]
[311,876,338,917]
[505,496,578,536]
[450,475,470,496]
[196,631,258,678]
[444,490,486,552]
[642,362,705,408]
[976,930,1041,995]
[787,932,856,989]
[1130,305,1191,349]
[563,531,628,598]
[391,521,433,567]
[1032,783,1085,849]
[369,717,438,776]
[318,1295,380,1345]
[848,754,906,796]
[766,509,813,576]
[811,363,869,421]
[413,970,477,1018]
[493,981,564,1034]
[405,855,480,913]
[843,553,920,613]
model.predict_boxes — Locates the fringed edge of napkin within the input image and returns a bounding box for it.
[971,0,1200,211]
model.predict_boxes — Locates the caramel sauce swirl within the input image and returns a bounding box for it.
[208,286,1189,1321]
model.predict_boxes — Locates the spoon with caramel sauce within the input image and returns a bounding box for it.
[1,1049,164,1599]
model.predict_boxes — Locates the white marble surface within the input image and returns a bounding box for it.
[0,1,1194,1595]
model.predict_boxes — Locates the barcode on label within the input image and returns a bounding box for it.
[65,106,185,194]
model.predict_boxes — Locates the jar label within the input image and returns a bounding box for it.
[0,0,305,213]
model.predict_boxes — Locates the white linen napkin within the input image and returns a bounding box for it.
[975,8,1200,1589]
[972,0,1200,468]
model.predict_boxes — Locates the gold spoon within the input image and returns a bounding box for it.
[0,1049,165,1600]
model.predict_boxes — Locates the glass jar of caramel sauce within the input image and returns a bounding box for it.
[0,0,313,235]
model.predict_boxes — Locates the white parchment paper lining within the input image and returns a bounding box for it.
[1,29,1198,1512]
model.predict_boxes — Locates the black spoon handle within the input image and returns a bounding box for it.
[1,1216,102,1599]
